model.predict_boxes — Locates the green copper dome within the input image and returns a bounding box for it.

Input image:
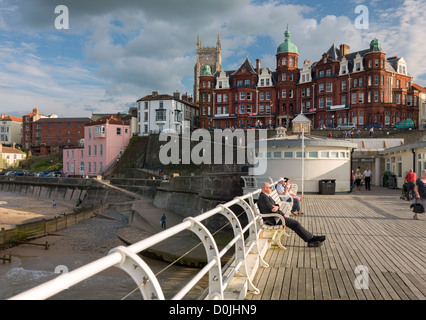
[277,26,298,54]
[201,65,212,76]
[369,38,383,52]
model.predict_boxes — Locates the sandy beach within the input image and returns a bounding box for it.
[0,192,75,230]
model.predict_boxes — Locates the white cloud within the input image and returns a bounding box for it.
[366,0,426,85]
[0,0,425,119]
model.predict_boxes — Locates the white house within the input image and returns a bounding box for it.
[0,115,22,147]
[137,91,199,136]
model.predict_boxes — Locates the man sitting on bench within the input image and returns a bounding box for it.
[257,182,326,248]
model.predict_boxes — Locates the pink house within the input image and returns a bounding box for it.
[63,116,131,177]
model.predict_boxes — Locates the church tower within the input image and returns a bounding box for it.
[194,35,222,103]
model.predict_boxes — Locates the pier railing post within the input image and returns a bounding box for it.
[183,217,223,300]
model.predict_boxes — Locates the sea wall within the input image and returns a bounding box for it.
[109,172,245,229]
[0,176,138,205]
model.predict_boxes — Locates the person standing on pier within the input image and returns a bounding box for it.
[52,200,56,209]
[404,169,417,201]
[413,170,426,220]
[363,167,372,190]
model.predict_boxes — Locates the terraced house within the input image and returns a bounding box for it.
[63,115,131,177]
[197,28,421,130]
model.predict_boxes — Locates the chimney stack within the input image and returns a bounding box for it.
[173,90,180,100]
[340,44,350,58]
[256,58,261,73]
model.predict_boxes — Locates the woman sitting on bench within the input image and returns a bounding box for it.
[276,177,304,215]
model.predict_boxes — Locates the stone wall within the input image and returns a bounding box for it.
[0,176,137,205]
[151,173,245,228]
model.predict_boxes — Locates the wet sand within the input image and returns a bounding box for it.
[0,191,75,230]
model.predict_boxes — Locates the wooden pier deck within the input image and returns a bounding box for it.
[246,186,426,300]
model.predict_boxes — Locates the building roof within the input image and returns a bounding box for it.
[292,113,311,123]
[137,92,198,108]
[369,38,383,52]
[202,64,213,76]
[251,134,358,149]
[85,115,130,126]
[231,57,257,75]
[23,108,48,118]
[351,138,404,151]
[0,115,22,122]
[0,146,25,154]
[276,26,298,54]
[35,117,91,123]
[412,83,426,92]
[379,136,426,155]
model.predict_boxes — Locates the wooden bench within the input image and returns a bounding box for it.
[254,189,291,250]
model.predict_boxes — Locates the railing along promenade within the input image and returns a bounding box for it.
[9,181,278,300]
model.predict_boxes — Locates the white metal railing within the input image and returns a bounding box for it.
[8,181,279,300]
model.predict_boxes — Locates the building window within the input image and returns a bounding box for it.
[352,93,357,104]
[156,109,167,121]
[319,98,324,108]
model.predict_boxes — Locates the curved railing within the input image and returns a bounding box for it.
[9,180,279,300]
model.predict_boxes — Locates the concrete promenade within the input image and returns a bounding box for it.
[247,185,426,300]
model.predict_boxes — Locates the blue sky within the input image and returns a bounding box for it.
[0,0,425,118]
